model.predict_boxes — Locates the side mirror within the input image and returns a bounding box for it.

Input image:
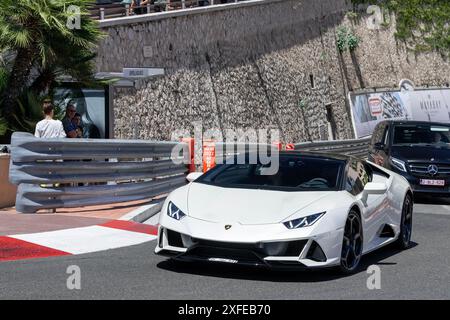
[374,142,386,151]
[364,182,387,195]
[186,172,203,182]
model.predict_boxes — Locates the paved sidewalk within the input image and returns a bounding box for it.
[0,199,158,235]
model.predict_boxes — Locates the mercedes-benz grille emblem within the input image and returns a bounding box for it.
[427,164,439,176]
[225,225,232,230]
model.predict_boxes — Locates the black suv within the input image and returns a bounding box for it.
[368,120,450,197]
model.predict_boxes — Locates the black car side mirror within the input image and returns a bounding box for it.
[374,142,386,151]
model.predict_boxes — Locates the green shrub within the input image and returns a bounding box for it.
[351,0,450,56]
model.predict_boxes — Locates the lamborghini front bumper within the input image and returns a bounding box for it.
[154,225,342,269]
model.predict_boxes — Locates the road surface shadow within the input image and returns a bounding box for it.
[156,242,418,283]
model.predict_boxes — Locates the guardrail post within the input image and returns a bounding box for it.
[100,8,105,20]
[182,0,186,9]
[125,4,130,16]
[211,0,214,5]
[147,3,151,13]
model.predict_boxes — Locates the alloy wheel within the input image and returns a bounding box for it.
[340,211,363,273]
[399,195,413,248]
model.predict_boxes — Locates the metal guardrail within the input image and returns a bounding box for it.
[294,137,372,159]
[8,132,372,213]
[214,142,275,163]
[215,137,371,162]
[9,132,189,213]
[90,0,247,20]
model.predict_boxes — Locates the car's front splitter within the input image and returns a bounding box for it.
[155,225,342,269]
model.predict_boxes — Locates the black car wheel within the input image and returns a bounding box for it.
[395,194,413,249]
[339,210,363,274]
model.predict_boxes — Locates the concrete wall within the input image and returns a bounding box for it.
[96,0,450,143]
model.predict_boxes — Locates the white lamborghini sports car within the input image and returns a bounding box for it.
[155,152,413,273]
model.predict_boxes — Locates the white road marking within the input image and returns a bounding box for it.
[10,226,156,255]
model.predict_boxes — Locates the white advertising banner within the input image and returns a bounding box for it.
[349,88,450,138]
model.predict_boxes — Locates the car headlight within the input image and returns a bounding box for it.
[390,157,407,172]
[167,201,186,220]
[283,212,325,229]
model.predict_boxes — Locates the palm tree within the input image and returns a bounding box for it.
[0,0,103,122]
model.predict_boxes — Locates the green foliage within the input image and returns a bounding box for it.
[9,91,43,133]
[336,26,361,52]
[0,0,102,55]
[346,11,359,21]
[0,0,104,139]
[351,0,450,56]
[0,64,8,93]
[298,99,307,109]
[0,117,7,136]
[347,33,360,51]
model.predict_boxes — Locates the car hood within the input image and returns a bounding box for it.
[186,182,333,225]
[391,145,450,162]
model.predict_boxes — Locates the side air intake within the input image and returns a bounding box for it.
[379,224,395,238]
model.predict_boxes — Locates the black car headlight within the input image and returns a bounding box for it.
[167,201,186,220]
[390,157,407,172]
[283,212,325,229]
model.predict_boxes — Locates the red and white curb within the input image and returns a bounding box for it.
[0,220,158,262]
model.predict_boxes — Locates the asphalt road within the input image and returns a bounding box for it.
[0,197,449,300]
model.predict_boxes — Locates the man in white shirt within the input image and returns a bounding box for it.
[34,100,66,138]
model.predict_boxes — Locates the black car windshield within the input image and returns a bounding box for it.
[195,155,345,191]
[393,124,450,147]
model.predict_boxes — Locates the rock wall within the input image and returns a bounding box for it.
[337,11,450,92]
[96,0,450,142]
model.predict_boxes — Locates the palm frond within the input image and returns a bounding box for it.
[1,0,105,135]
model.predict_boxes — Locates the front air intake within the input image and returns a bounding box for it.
[167,229,184,248]
[306,241,327,262]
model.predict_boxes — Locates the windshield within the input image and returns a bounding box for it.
[195,155,345,191]
[393,124,450,147]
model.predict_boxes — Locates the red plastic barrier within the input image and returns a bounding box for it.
[203,140,216,173]
[181,137,196,173]
[272,141,282,151]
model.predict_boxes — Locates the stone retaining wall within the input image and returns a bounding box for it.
[96,0,450,142]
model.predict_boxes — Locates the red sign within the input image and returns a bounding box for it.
[285,143,295,151]
[202,140,216,173]
[368,97,383,116]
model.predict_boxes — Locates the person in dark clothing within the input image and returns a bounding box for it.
[71,113,84,138]
[83,123,101,139]
[61,102,78,138]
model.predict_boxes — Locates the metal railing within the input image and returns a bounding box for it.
[214,142,275,163]
[90,0,248,20]
[212,137,371,164]
[8,132,372,213]
[9,132,189,213]
[294,137,371,159]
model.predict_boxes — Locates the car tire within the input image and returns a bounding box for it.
[339,209,363,274]
[395,194,413,250]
